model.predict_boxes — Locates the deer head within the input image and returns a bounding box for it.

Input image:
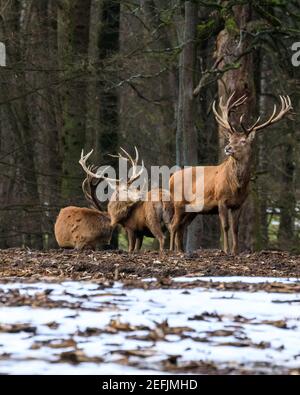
[213,93,292,161]
[79,147,146,226]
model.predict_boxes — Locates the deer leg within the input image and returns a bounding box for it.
[144,206,166,253]
[148,223,165,253]
[218,203,229,254]
[169,207,184,251]
[170,230,176,251]
[175,213,197,252]
[158,236,166,253]
[134,235,144,252]
[229,208,241,255]
[174,215,187,252]
[127,229,136,253]
[175,227,184,252]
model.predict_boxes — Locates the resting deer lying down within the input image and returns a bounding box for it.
[79,148,174,252]
[54,175,112,250]
[169,94,292,254]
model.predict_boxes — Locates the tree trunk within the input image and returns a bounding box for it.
[0,0,43,248]
[99,1,121,248]
[58,0,90,204]
[85,0,104,163]
[278,136,295,249]
[255,50,270,249]
[216,4,257,252]
[198,86,220,249]
[140,0,177,165]
[175,1,202,252]
[24,1,62,248]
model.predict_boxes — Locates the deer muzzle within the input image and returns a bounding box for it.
[224,146,233,156]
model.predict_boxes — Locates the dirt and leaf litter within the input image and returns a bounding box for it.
[1,248,300,281]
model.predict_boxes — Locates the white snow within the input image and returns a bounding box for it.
[0,277,299,374]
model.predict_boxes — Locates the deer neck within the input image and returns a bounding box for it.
[108,200,141,226]
[226,155,252,190]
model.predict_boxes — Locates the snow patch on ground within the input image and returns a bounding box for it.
[0,277,299,374]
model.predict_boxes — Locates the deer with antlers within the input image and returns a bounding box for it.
[169,94,292,254]
[79,147,174,252]
[54,173,113,250]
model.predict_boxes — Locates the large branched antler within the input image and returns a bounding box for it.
[109,146,145,185]
[241,95,292,135]
[79,148,146,212]
[79,149,119,183]
[80,147,145,189]
[213,93,292,137]
[212,92,248,135]
[81,165,103,210]
[79,150,120,210]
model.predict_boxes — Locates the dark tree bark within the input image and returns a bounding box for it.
[24,1,62,248]
[215,4,257,252]
[58,0,90,203]
[255,50,270,249]
[0,0,43,248]
[99,1,121,248]
[197,85,220,249]
[85,0,104,163]
[140,0,177,165]
[278,134,296,249]
[175,1,203,251]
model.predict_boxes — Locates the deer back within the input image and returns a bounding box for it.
[54,206,112,249]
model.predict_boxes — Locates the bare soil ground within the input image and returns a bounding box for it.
[0,248,299,282]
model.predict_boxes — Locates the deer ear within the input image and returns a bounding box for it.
[248,130,256,142]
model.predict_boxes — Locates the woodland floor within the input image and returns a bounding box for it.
[0,248,299,283]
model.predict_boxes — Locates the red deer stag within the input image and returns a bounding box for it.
[169,94,292,254]
[79,148,174,252]
[54,174,112,250]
